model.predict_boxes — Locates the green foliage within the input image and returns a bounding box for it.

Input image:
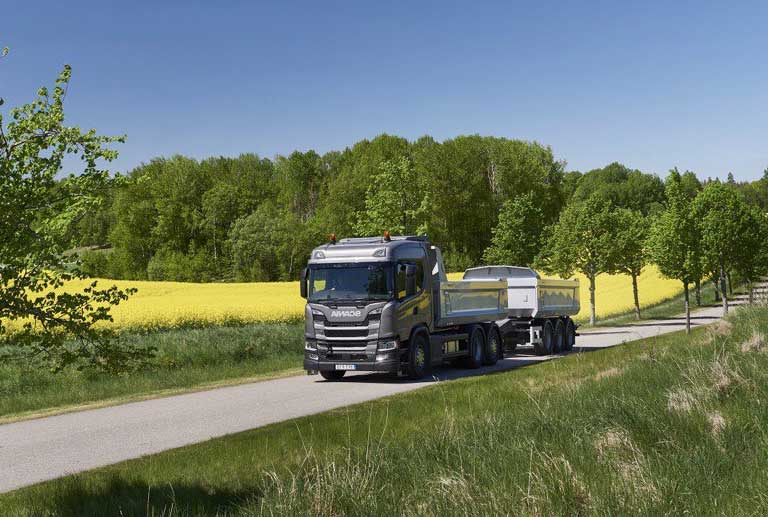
[354,156,427,236]
[70,133,573,278]
[608,208,647,277]
[537,194,615,324]
[608,208,648,319]
[0,57,143,372]
[228,203,309,281]
[733,207,768,285]
[572,162,665,215]
[79,250,111,278]
[693,181,755,279]
[482,192,543,266]
[646,170,704,330]
[647,171,702,284]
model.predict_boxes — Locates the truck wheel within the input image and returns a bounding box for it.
[320,371,346,381]
[407,331,430,380]
[535,321,554,356]
[483,326,502,365]
[554,319,565,354]
[564,318,576,351]
[464,325,485,369]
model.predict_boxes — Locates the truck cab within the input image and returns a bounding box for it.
[300,235,432,379]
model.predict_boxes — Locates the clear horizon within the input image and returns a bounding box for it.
[2,0,766,180]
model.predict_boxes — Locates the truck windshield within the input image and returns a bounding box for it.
[309,263,393,302]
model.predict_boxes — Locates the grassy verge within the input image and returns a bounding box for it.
[0,323,304,420]
[4,306,768,515]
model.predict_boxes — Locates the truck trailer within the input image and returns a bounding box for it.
[300,234,579,380]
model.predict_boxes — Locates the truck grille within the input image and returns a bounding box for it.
[314,312,380,342]
[321,340,369,349]
[323,321,367,327]
[323,328,369,338]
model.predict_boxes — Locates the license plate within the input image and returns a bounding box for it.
[335,364,357,371]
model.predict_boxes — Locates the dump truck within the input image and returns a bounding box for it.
[300,234,579,380]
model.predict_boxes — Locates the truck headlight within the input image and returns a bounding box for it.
[307,353,319,360]
[305,341,317,351]
[311,309,324,318]
[377,339,398,351]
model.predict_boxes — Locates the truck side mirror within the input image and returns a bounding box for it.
[405,264,417,297]
[300,267,308,299]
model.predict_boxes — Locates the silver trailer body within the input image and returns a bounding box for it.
[436,280,508,326]
[463,266,580,319]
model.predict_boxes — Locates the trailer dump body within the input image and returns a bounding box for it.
[463,266,580,318]
[436,279,508,327]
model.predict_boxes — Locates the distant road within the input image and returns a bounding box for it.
[0,303,731,494]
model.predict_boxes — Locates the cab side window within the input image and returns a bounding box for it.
[396,264,407,300]
[396,260,425,300]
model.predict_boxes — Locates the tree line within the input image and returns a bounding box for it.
[71,135,569,280]
[69,140,768,327]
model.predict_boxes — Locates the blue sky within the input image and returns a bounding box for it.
[2,0,766,180]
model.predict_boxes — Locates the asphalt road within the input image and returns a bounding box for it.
[0,303,730,494]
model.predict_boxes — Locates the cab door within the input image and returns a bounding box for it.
[394,259,433,351]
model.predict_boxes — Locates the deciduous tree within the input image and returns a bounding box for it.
[354,156,427,236]
[536,194,615,325]
[482,193,543,267]
[693,181,753,315]
[0,52,142,371]
[608,208,647,320]
[646,171,702,333]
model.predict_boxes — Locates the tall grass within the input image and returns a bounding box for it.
[5,306,768,515]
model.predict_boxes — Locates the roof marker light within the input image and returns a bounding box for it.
[383,231,391,242]
[329,233,337,244]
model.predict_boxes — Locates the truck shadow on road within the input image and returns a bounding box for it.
[322,351,576,385]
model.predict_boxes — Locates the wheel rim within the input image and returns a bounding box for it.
[489,332,499,358]
[415,341,425,369]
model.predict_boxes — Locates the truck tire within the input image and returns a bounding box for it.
[554,319,565,354]
[564,318,576,351]
[483,326,502,365]
[535,321,554,356]
[320,370,346,381]
[407,331,430,380]
[464,325,485,369]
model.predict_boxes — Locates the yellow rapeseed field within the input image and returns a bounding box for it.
[12,266,680,332]
[36,278,307,330]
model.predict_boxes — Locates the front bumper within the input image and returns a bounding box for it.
[304,356,401,373]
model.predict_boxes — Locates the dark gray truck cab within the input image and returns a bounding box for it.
[300,235,509,380]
